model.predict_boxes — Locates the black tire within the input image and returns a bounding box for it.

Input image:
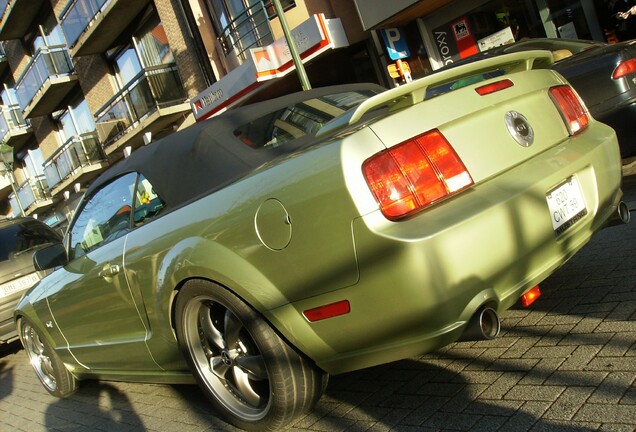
[175,279,327,431]
[18,317,78,398]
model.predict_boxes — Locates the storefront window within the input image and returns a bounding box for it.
[426,0,547,68]
[545,0,592,40]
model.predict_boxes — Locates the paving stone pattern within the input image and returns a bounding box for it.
[1,176,635,432]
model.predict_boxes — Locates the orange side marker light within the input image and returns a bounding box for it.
[521,285,541,307]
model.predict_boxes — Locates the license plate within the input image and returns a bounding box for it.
[546,177,587,235]
[0,272,40,298]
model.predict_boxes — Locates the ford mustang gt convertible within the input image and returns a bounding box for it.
[15,51,628,431]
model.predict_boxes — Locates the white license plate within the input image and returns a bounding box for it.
[546,177,587,235]
[0,272,40,298]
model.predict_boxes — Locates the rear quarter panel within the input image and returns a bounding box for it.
[123,138,382,368]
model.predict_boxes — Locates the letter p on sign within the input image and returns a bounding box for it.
[381,28,410,61]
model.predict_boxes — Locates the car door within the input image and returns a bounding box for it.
[46,172,158,370]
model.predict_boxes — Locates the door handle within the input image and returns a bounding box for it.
[98,264,120,279]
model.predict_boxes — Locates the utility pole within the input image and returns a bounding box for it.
[272,0,311,90]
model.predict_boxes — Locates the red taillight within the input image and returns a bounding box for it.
[612,58,636,79]
[303,300,350,322]
[475,79,514,95]
[363,130,473,220]
[549,85,589,136]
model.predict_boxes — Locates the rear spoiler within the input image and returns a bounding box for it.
[316,50,554,138]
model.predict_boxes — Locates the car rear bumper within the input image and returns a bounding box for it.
[266,121,623,375]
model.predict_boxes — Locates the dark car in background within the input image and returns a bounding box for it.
[441,38,636,160]
[0,217,61,345]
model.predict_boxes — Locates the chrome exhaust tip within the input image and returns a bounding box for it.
[606,201,630,227]
[458,307,501,342]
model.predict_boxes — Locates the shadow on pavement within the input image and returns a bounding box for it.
[293,357,597,431]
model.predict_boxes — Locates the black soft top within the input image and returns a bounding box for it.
[85,83,385,208]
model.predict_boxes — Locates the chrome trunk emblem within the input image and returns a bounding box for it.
[505,111,534,147]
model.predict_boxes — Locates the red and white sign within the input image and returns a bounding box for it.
[451,18,478,59]
[192,14,348,121]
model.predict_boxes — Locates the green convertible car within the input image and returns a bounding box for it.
[15,51,628,430]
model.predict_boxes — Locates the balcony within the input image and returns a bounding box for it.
[15,45,78,118]
[14,175,54,215]
[61,0,151,57]
[219,1,275,66]
[0,0,46,41]
[0,104,33,151]
[43,131,107,197]
[95,64,190,157]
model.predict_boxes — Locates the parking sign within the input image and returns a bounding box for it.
[380,28,410,60]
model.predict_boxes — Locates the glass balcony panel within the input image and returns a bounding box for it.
[43,132,103,189]
[219,1,274,62]
[95,64,186,147]
[61,0,109,48]
[16,178,37,210]
[44,164,61,189]
[56,148,74,180]
[9,194,19,215]
[0,106,10,140]
[15,46,74,110]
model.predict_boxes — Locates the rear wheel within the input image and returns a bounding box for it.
[18,317,77,397]
[175,280,327,431]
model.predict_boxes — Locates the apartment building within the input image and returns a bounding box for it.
[0,0,379,226]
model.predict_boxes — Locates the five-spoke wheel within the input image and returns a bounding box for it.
[18,317,77,398]
[176,280,326,431]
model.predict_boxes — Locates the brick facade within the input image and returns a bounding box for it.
[156,0,208,99]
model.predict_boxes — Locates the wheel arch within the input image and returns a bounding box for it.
[167,276,323,373]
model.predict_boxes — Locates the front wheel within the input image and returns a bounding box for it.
[18,317,78,398]
[175,280,327,431]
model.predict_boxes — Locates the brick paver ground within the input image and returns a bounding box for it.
[1,175,635,432]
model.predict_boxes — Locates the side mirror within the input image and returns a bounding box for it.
[33,243,68,271]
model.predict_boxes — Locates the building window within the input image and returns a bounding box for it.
[108,13,175,90]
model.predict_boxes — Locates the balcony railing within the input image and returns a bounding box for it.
[15,45,75,110]
[219,1,275,63]
[15,175,50,212]
[95,64,187,147]
[43,132,104,189]
[0,104,30,142]
[60,0,109,49]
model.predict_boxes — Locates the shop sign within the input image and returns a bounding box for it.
[478,26,515,51]
[192,14,348,121]
[433,16,478,66]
